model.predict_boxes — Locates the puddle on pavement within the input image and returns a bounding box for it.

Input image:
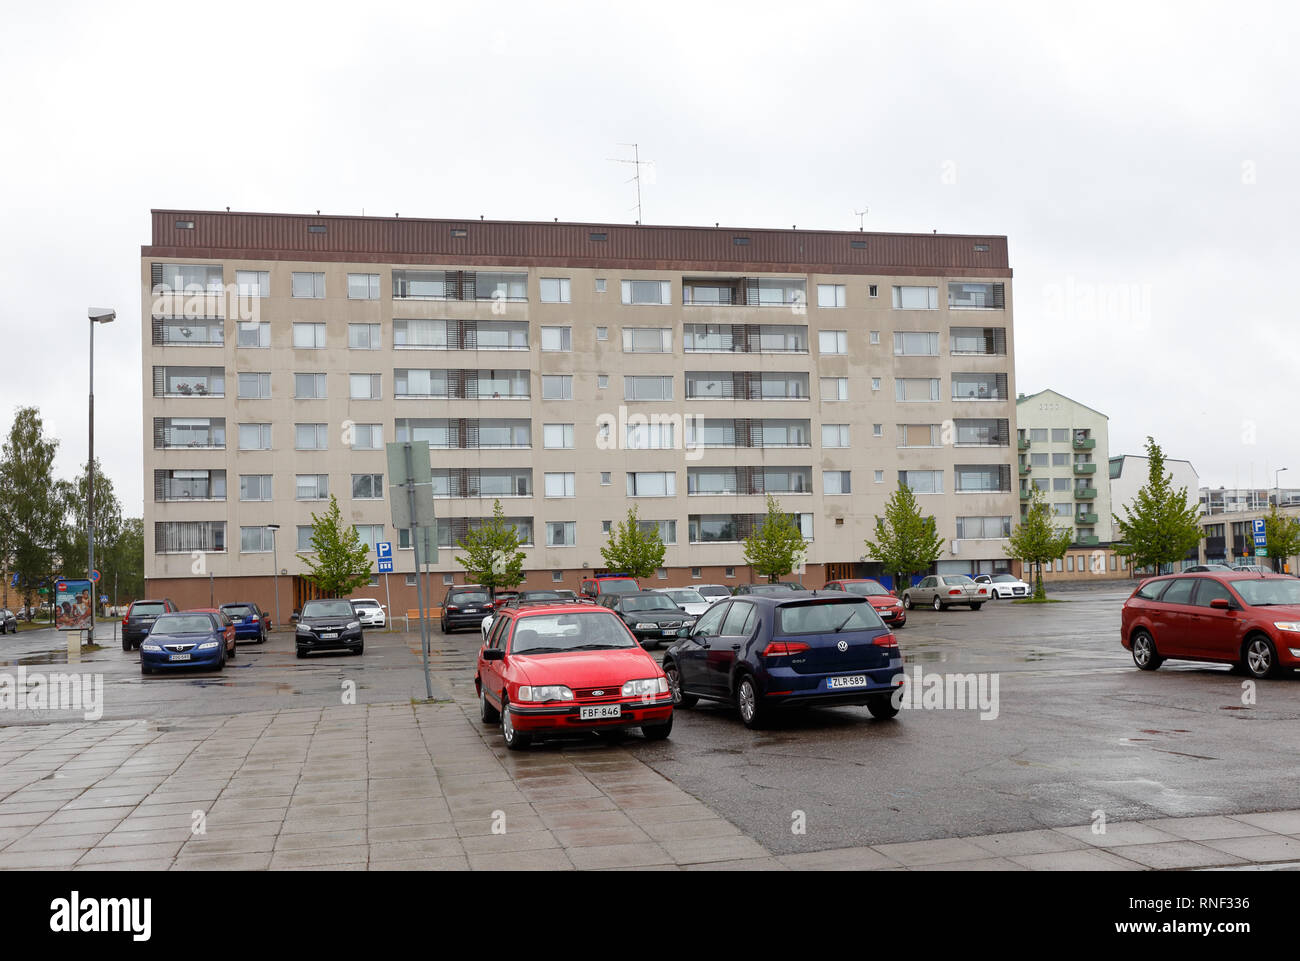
[0,650,73,667]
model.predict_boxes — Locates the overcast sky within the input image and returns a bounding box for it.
[2,0,1296,516]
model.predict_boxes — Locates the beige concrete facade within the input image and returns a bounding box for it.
[1015,389,1111,546]
[142,213,1017,609]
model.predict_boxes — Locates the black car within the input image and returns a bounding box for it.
[662,593,902,729]
[599,591,695,649]
[121,598,179,651]
[0,609,16,634]
[295,598,364,658]
[732,582,803,596]
[440,586,494,633]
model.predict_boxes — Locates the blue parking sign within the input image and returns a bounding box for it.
[1253,519,1266,536]
[377,541,392,559]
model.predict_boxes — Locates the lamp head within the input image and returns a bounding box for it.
[88,307,116,324]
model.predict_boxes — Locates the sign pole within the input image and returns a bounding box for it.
[405,442,433,700]
[383,571,392,633]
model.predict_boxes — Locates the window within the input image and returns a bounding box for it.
[899,470,943,494]
[595,278,607,293]
[824,471,851,495]
[1052,452,1068,466]
[602,520,612,533]
[621,280,672,305]
[638,519,676,544]
[349,324,381,349]
[626,422,676,449]
[235,270,269,298]
[871,377,881,391]
[238,423,271,450]
[751,278,806,306]
[951,372,1007,400]
[552,570,564,583]
[892,285,938,309]
[874,470,884,484]
[627,472,675,497]
[394,369,448,398]
[540,326,571,351]
[544,472,576,497]
[898,424,941,447]
[896,378,941,402]
[296,474,329,500]
[625,375,672,401]
[153,264,223,293]
[295,423,327,450]
[1030,452,1049,467]
[893,331,939,356]
[392,319,448,349]
[294,373,327,399]
[956,465,1010,493]
[869,330,880,345]
[156,469,225,501]
[292,323,326,349]
[1052,428,1070,442]
[954,418,1009,447]
[239,474,272,501]
[956,516,1012,539]
[817,284,847,308]
[291,272,325,298]
[820,377,848,401]
[725,567,736,578]
[474,321,529,350]
[539,278,570,303]
[948,282,1005,309]
[622,327,673,353]
[596,326,608,340]
[1029,429,1047,443]
[1066,555,1075,572]
[154,316,225,346]
[818,330,848,354]
[656,568,668,580]
[692,568,702,579]
[950,326,1007,355]
[873,423,883,438]
[237,322,270,348]
[351,424,382,450]
[239,526,274,553]
[352,473,383,500]
[546,521,576,547]
[155,366,224,397]
[1032,478,1050,492]
[868,284,879,297]
[474,272,528,302]
[542,375,572,400]
[237,372,271,399]
[347,273,381,299]
[601,472,611,486]
[822,424,850,448]
[542,423,574,449]
[350,374,381,400]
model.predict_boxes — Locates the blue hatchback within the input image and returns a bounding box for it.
[140,611,236,674]
[662,593,903,728]
[219,602,268,643]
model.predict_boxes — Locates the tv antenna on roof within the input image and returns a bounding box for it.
[608,143,654,224]
[854,206,869,231]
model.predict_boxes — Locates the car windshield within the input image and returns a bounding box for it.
[352,599,380,607]
[697,586,730,596]
[132,602,166,616]
[509,612,638,654]
[943,575,975,585]
[777,601,882,634]
[520,592,562,601]
[667,590,706,604]
[598,579,639,593]
[622,595,678,612]
[301,600,355,618]
[451,591,490,604]
[152,614,214,634]
[991,575,1018,583]
[842,581,889,597]
[1233,579,1300,607]
[222,605,254,617]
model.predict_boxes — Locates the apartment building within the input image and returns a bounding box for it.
[1015,389,1111,545]
[142,210,1017,610]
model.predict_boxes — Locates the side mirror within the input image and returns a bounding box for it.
[676,627,690,638]
[482,648,505,661]
[1209,598,1232,610]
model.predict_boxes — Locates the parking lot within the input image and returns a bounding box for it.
[2,586,1299,868]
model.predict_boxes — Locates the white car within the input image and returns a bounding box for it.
[973,574,1030,599]
[350,598,387,627]
[651,587,713,618]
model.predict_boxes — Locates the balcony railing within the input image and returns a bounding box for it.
[1076,535,1100,547]
[1019,489,1032,501]
[1076,512,1099,524]
[1019,463,1031,475]
[1073,463,1097,475]
[1018,437,1031,450]
[1073,437,1096,450]
[1075,487,1098,500]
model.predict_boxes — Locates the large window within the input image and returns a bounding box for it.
[751,278,806,306]
[393,319,449,348]
[352,473,383,500]
[475,321,529,350]
[544,472,576,498]
[156,469,225,501]
[540,326,571,351]
[295,423,328,450]
[155,521,225,554]
[353,525,384,551]
[899,470,944,494]
[235,270,269,298]
[296,474,329,500]
[950,326,1007,355]
[823,471,851,495]
[818,330,848,354]
[350,374,381,400]
[622,327,673,353]
[892,285,938,309]
[952,372,1007,400]
[349,324,381,349]
[955,465,1011,493]
[292,323,326,349]
[239,474,272,501]
[351,424,383,450]
[896,378,940,402]
[238,423,271,450]
[820,377,848,401]
[954,418,1008,446]
[627,472,675,497]
[624,375,672,401]
[639,520,677,545]
[817,284,846,308]
[546,521,577,547]
[294,373,327,399]
[621,280,672,305]
[155,366,224,397]
[542,375,572,400]
[476,369,528,398]
[893,331,939,355]
[240,526,274,553]
[236,322,270,348]
[898,424,941,447]
[956,516,1012,539]
[153,263,223,293]
[539,277,571,303]
[626,422,676,449]
[473,272,527,302]
[948,282,1005,309]
[394,369,449,398]
[822,424,849,448]
[155,316,224,346]
[347,273,380,299]
[291,272,325,299]
[543,423,574,449]
[237,372,271,399]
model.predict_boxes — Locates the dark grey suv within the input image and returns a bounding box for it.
[295,598,364,658]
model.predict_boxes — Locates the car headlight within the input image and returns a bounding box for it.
[297,622,311,632]
[348,621,361,630]
[198,641,220,650]
[1273,622,1300,632]
[634,622,659,630]
[517,685,574,702]
[621,678,669,697]
[141,643,162,652]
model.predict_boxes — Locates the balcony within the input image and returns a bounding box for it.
[1075,487,1098,500]
[1073,463,1097,475]
[1019,489,1032,501]
[1018,437,1031,450]
[1019,463,1031,475]
[1076,512,1099,524]
[1076,535,1100,547]
[1073,436,1096,450]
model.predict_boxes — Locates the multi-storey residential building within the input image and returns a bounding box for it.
[142,210,1017,611]
[1015,389,1111,546]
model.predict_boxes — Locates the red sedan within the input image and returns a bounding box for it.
[1121,572,1300,679]
[822,579,906,628]
[476,603,673,750]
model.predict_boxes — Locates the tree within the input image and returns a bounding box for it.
[57,458,123,584]
[102,517,144,607]
[0,407,68,617]
[600,505,665,580]
[1112,437,1202,575]
[863,482,946,590]
[1007,489,1073,599]
[743,495,808,582]
[455,499,526,599]
[1264,505,1300,573]
[300,495,373,597]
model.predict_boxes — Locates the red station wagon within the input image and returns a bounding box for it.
[476,603,673,750]
[1121,572,1300,679]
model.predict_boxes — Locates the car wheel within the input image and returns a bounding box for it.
[296,647,307,659]
[501,701,531,751]
[932,595,944,612]
[1242,635,1278,679]
[663,660,697,709]
[440,620,449,634]
[228,639,236,660]
[478,682,499,723]
[216,647,226,672]
[642,717,673,741]
[970,603,983,611]
[867,694,899,720]
[140,664,151,676]
[122,637,131,652]
[352,640,364,656]
[641,638,658,651]
[736,674,765,729]
[1130,630,1162,671]
[902,594,913,610]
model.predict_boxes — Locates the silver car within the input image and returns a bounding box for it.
[902,575,989,611]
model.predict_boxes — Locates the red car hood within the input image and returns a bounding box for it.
[510,648,661,687]
[865,596,901,607]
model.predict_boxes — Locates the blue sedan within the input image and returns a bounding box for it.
[662,592,903,728]
[140,611,236,674]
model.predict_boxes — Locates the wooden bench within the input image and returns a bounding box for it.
[403,608,442,631]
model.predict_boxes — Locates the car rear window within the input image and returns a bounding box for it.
[153,614,214,633]
[132,602,166,616]
[598,579,639,593]
[222,605,254,617]
[1134,580,1166,600]
[777,601,882,634]
[451,591,490,604]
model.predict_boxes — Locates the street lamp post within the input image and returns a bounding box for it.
[267,524,281,629]
[1275,468,1288,506]
[87,308,115,644]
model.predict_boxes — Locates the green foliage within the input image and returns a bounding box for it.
[0,407,67,613]
[300,494,373,597]
[600,505,666,580]
[57,457,122,580]
[863,483,946,588]
[1112,437,1202,574]
[1264,505,1300,571]
[743,494,808,582]
[1008,489,1073,599]
[455,499,526,597]
[102,517,144,604]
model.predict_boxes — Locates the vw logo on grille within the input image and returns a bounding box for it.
[591,690,604,697]
[836,640,849,652]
